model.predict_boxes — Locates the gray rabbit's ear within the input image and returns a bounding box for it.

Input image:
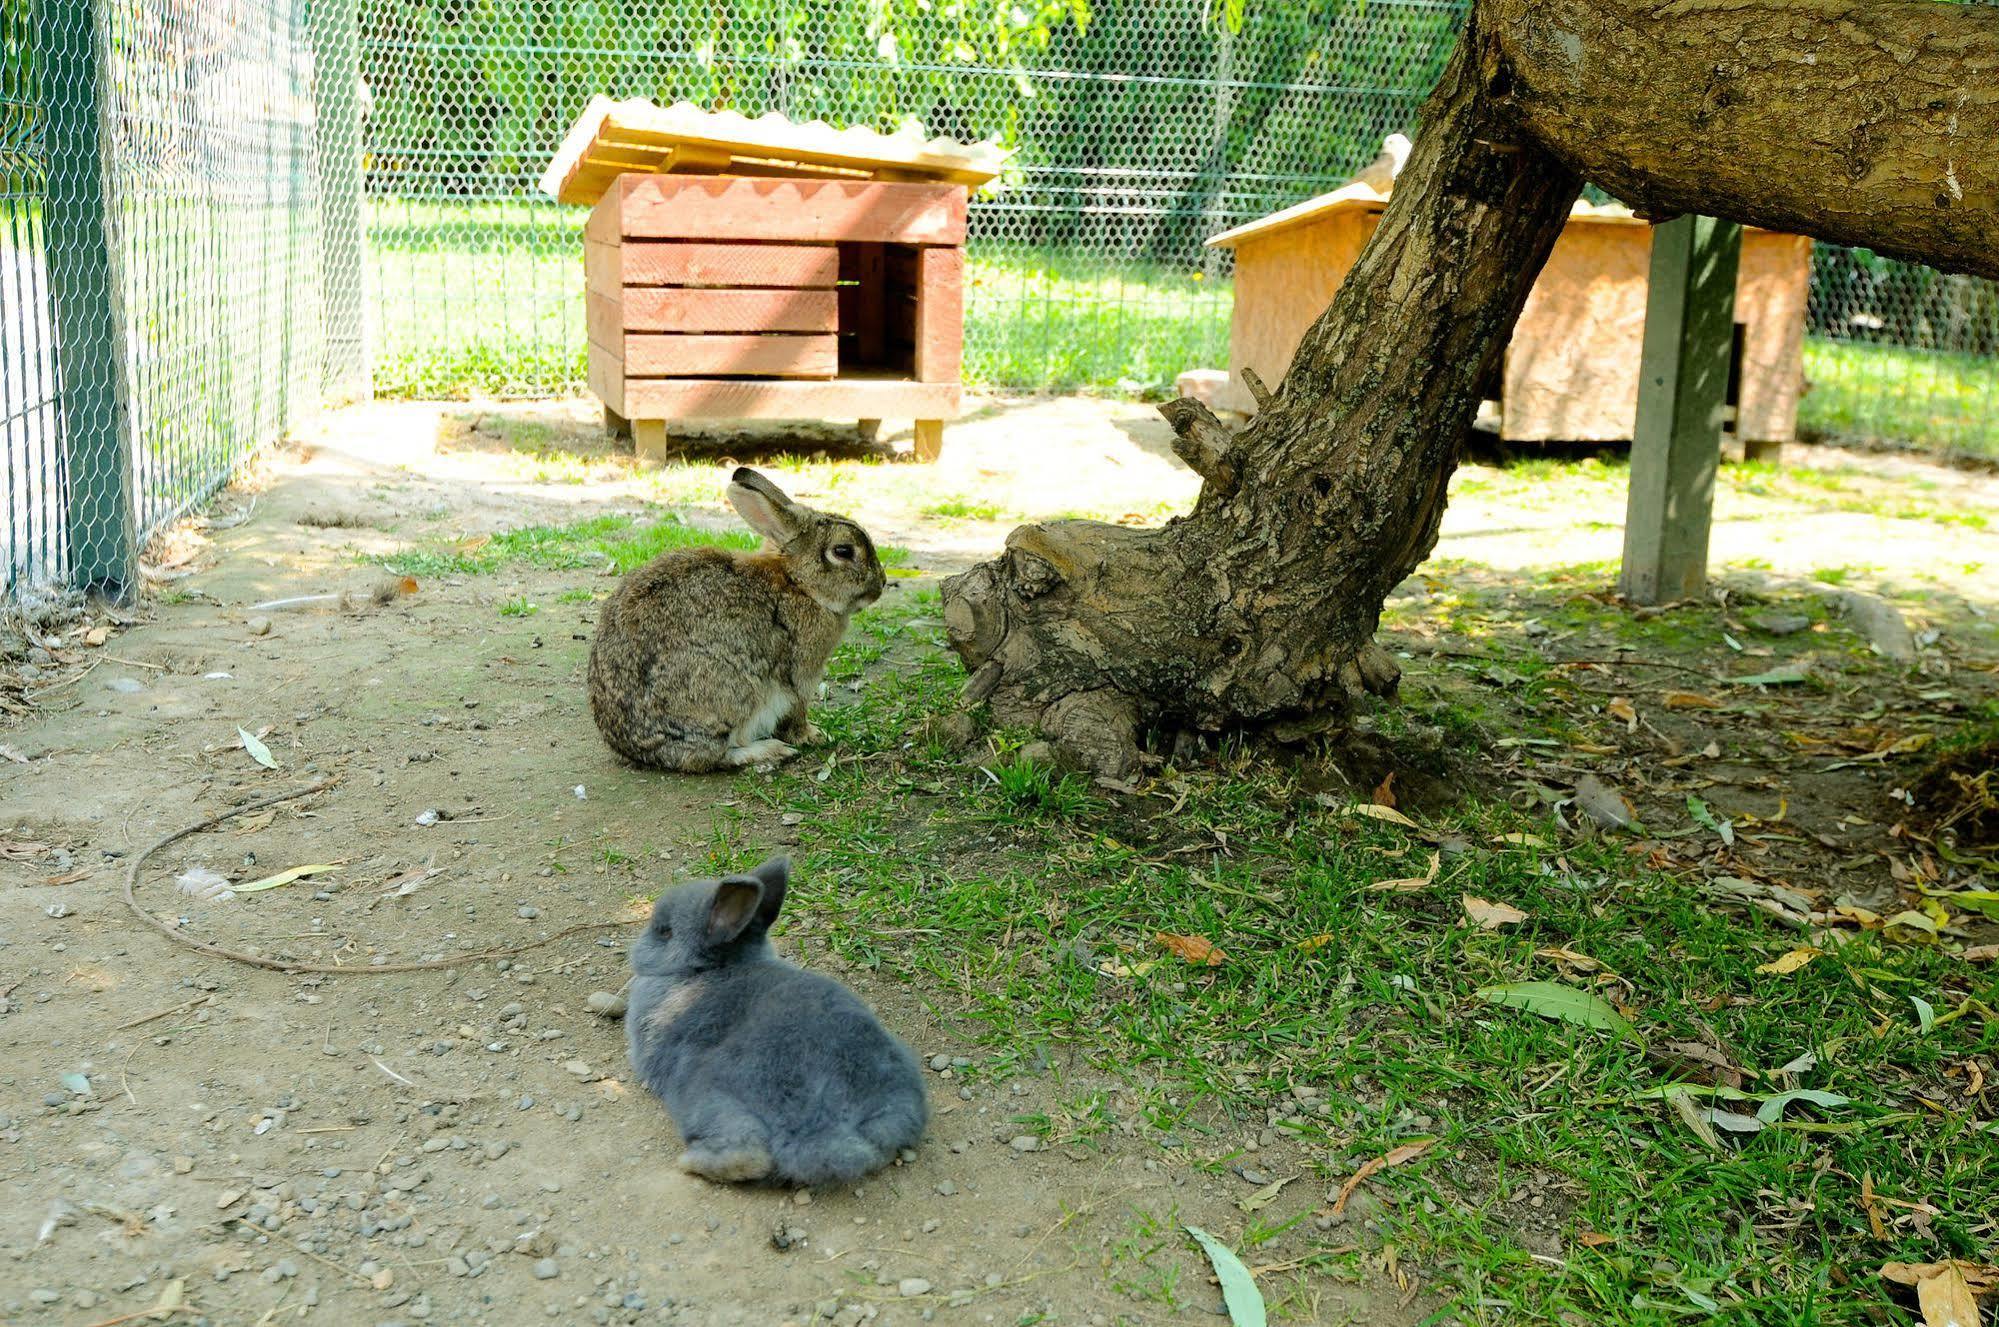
[707,878,764,944]
[747,855,789,926]
[727,468,803,543]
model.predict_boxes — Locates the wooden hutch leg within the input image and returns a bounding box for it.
[855,418,883,443]
[632,420,671,467]
[912,419,944,463]
[603,404,632,440]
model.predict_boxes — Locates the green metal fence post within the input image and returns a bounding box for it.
[313,0,370,402]
[1620,214,1742,606]
[38,0,137,601]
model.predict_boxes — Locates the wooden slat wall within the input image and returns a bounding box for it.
[623,334,838,378]
[621,376,959,420]
[622,242,838,289]
[581,171,969,423]
[618,288,838,334]
[616,176,965,246]
[913,248,964,383]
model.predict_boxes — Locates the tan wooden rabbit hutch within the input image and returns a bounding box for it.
[540,99,1005,463]
[1204,138,1813,448]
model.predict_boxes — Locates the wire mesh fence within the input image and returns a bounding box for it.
[3,0,1995,604]
[350,0,1997,459]
[353,0,1464,398]
[1,0,325,601]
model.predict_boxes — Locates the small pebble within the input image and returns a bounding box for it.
[531,1259,559,1281]
[247,616,273,636]
[897,1278,931,1298]
[927,1054,950,1072]
[1009,1136,1039,1153]
[585,991,627,1018]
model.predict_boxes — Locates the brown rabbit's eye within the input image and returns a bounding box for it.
[653,923,672,940]
[831,544,856,562]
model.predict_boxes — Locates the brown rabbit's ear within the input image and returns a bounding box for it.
[707,878,764,944]
[727,468,804,544]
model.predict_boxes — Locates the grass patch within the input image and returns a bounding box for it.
[921,496,1014,522]
[1801,337,1999,462]
[691,591,1999,1325]
[366,512,755,577]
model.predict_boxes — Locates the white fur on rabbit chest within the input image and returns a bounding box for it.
[728,684,795,748]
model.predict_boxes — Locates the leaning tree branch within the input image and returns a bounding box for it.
[942,0,1995,777]
[1487,0,1999,279]
[942,14,1582,775]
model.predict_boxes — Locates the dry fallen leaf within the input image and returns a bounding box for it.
[1607,696,1638,732]
[1345,802,1419,829]
[1963,945,1998,963]
[1663,690,1724,710]
[1652,1038,1745,1090]
[1916,1263,1982,1327]
[1154,933,1226,966]
[1331,1139,1434,1215]
[1371,771,1398,809]
[1298,935,1335,952]
[1576,1232,1615,1248]
[1535,945,1603,973]
[1369,851,1440,893]
[1755,947,1822,975]
[1237,1173,1300,1213]
[1462,895,1528,929]
[1882,1262,1999,1297]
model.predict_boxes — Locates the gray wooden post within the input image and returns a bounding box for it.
[313,0,370,402]
[1620,214,1742,605]
[38,0,137,602]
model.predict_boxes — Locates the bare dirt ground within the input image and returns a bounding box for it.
[2,396,1995,1327]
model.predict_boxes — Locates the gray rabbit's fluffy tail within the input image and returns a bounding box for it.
[773,1131,892,1186]
[774,1094,927,1185]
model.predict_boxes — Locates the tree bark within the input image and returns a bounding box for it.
[942,16,1583,776]
[1487,0,1999,281]
[942,0,1997,775]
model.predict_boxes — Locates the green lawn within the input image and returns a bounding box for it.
[1800,338,1999,461]
[681,585,1999,1326]
[363,199,1996,459]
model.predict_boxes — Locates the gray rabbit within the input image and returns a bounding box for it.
[588,467,886,772]
[626,855,928,1185]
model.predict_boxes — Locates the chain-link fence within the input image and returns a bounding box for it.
[4,0,1995,603]
[351,0,1996,457]
[1,0,325,601]
[354,0,1463,398]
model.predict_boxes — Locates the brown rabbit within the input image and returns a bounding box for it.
[588,468,886,772]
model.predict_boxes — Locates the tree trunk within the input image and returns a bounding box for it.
[942,16,1583,776]
[942,0,1998,775]
[1487,0,1999,281]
